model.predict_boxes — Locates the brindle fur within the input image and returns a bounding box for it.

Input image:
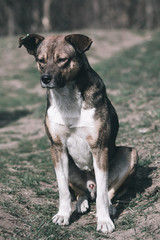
[19,33,138,233]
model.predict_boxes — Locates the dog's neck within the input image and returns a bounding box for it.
[81,54,91,71]
[48,82,83,127]
[49,82,82,110]
[47,80,96,129]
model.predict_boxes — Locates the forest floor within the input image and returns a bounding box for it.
[0,29,159,240]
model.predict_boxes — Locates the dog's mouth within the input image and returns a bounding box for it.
[41,81,57,89]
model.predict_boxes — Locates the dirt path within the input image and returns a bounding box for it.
[1,30,159,240]
[84,29,151,64]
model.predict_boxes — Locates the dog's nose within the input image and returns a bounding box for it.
[41,74,52,84]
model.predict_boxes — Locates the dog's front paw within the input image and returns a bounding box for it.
[52,214,70,226]
[76,199,89,213]
[80,199,89,213]
[97,218,115,233]
[76,195,89,213]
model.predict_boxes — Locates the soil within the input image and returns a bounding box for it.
[0,30,159,240]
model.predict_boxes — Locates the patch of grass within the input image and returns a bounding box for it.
[0,31,160,239]
[0,59,43,111]
[118,214,136,230]
[94,33,160,104]
[0,86,42,111]
[17,136,49,153]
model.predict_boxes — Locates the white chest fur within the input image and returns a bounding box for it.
[47,86,95,129]
[67,133,93,171]
[48,85,81,127]
[47,85,95,170]
[48,105,95,129]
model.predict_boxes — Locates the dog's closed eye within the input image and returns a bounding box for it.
[57,57,68,63]
[37,58,45,64]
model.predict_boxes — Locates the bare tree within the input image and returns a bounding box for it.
[42,0,52,32]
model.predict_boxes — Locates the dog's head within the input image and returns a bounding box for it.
[19,34,92,89]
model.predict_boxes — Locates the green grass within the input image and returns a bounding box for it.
[94,33,160,99]
[0,31,160,239]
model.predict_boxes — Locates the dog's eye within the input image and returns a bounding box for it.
[57,57,68,63]
[38,58,45,64]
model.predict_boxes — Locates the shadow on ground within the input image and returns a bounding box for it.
[0,109,31,128]
[114,165,156,217]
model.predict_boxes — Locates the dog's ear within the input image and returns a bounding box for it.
[65,34,92,54]
[19,34,44,55]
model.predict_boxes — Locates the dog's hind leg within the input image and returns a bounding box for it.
[108,146,138,201]
[69,154,97,213]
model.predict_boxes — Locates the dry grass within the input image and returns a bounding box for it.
[0,30,159,240]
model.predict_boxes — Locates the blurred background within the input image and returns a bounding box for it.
[1,0,160,35]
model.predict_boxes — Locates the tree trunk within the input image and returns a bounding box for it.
[42,0,52,32]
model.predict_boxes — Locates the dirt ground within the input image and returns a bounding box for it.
[0,30,159,240]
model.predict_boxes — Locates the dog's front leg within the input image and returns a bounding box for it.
[93,148,115,233]
[52,147,71,226]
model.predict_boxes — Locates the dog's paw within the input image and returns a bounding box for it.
[52,214,70,226]
[97,218,115,233]
[76,196,89,213]
[80,199,89,213]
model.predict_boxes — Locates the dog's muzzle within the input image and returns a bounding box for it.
[41,73,65,89]
[41,74,52,85]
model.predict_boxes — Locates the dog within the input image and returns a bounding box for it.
[19,33,138,233]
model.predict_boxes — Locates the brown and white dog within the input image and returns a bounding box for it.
[19,34,138,233]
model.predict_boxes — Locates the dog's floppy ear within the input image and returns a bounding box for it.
[65,34,92,54]
[19,34,44,55]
